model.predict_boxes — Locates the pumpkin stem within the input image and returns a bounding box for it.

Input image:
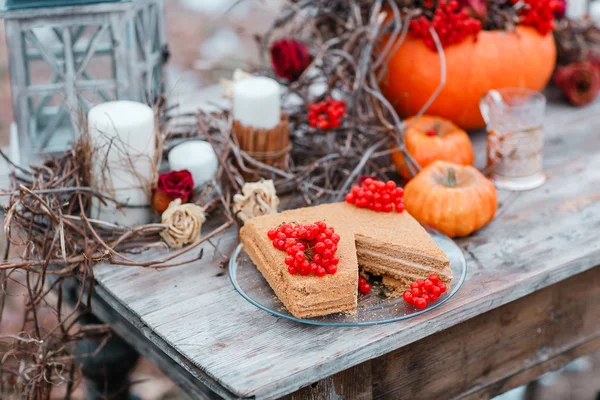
[433,121,441,136]
[444,167,458,187]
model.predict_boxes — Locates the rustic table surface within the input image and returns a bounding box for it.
[92,88,600,400]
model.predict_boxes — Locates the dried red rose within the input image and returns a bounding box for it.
[459,0,487,20]
[152,170,194,214]
[553,0,566,18]
[554,62,600,107]
[270,38,312,82]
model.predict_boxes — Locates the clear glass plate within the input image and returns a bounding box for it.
[229,229,467,326]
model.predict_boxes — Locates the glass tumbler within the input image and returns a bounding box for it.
[480,88,547,191]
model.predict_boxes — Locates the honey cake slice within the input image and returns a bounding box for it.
[240,203,358,319]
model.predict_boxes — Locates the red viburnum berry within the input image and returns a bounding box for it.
[403,276,449,309]
[267,221,340,277]
[358,277,372,294]
[308,98,346,130]
[344,177,405,213]
[409,0,482,50]
[512,0,562,35]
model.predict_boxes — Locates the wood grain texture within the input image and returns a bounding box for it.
[282,264,600,400]
[94,91,600,399]
[283,360,373,400]
[369,266,600,400]
[91,284,232,400]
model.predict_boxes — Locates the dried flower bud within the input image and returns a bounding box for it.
[233,180,279,222]
[160,199,206,249]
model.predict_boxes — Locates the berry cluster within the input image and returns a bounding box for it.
[344,177,405,213]
[409,1,482,50]
[402,274,447,309]
[358,277,371,294]
[308,98,346,130]
[267,221,340,277]
[512,0,562,35]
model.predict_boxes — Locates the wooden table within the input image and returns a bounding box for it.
[91,90,600,400]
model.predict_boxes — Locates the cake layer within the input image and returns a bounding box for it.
[382,275,416,291]
[287,298,357,318]
[382,269,452,292]
[361,260,452,283]
[356,235,450,270]
[357,247,452,281]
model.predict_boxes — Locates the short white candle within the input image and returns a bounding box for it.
[168,141,219,187]
[590,1,600,24]
[232,77,281,129]
[566,0,588,19]
[88,100,155,225]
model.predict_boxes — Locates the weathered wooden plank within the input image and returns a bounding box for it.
[284,360,373,400]
[281,265,600,400]
[90,284,234,400]
[93,95,600,399]
[366,266,600,400]
[461,337,600,400]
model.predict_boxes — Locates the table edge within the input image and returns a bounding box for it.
[95,246,600,399]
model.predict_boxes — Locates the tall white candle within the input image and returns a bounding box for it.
[88,100,156,226]
[566,0,588,19]
[590,1,600,24]
[168,140,219,187]
[232,77,281,129]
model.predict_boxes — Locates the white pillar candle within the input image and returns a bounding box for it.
[168,140,219,187]
[88,100,156,226]
[566,0,588,19]
[590,1,600,24]
[232,77,281,129]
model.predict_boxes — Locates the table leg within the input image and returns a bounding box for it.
[64,281,141,400]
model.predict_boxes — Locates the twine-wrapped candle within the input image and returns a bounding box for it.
[232,77,290,177]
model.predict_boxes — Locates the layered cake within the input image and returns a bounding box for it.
[240,202,452,318]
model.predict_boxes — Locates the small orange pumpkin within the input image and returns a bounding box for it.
[391,115,474,179]
[380,26,556,130]
[404,161,497,238]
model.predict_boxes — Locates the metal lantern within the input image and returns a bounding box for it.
[0,0,168,165]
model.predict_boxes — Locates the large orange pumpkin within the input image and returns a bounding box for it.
[404,161,497,238]
[380,26,556,130]
[391,115,474,179]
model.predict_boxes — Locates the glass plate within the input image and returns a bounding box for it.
[229,229,466,326]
